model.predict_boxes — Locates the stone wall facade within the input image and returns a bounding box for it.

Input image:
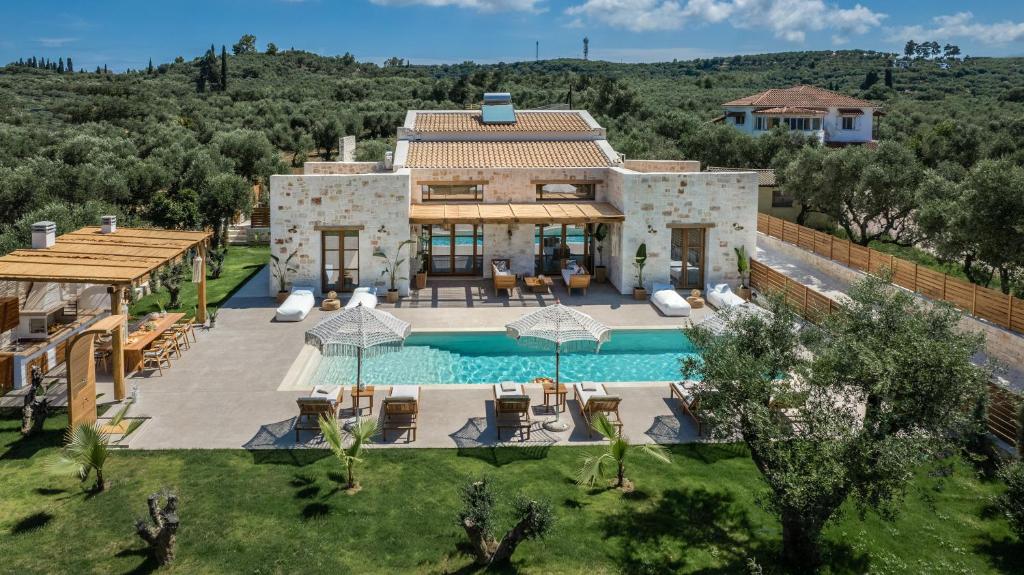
[303,162,382,175]
[622,160,701,173]
[606,169,758,294]
[409,168,610,203]
[269,172,412,297]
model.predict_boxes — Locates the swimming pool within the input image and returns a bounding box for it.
[308,329,697,386]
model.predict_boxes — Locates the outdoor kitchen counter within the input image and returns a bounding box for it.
[1,309,106,390]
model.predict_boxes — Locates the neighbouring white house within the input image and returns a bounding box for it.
[717,85,881,146]
[269,94,757,298]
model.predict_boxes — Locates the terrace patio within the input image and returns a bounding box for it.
[73,268,714,450]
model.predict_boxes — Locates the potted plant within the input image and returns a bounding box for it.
[374,239,414,304]
[593,223,608,283]
[271,249,299,304]
[414,231,429,290]
[207,307,218,328]
[735,245,751,300]
[632,243,648,300]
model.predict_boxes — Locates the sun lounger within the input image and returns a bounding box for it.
[382,385,419,442]
[276,286,316,322]
[705,283,746,309]
[491,259,516,296]
[561,263,591,295]
[669,381,704,436]
[573,382,622,438]
[651,282,691,317]
[294,385,342,441]
[493,383,531,440]
[344,286,378,309]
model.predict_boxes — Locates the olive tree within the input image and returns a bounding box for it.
[201,173,251,249]
[684,275,988,569]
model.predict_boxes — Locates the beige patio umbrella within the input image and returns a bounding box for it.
[305,304,411,390]
[506,304,611,431]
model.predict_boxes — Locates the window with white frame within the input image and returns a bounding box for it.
[754,116,768,131]
[841,116,856,130]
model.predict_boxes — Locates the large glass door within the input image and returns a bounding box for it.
[429,224,483,275]
[534,224,592,274]
[322,229,359,292]
[670,228,705,290]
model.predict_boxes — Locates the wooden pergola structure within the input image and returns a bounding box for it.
[0,227,212,400]
[409,202,625,225]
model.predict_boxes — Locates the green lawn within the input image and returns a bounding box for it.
[0,414,1018,574]
[130,245,269,319]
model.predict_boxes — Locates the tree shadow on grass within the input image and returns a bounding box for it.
[975,535,1024,574]
[601,486,764,574]
[114,547,159,575]
[1,427,65,460]
[669,442,750,465]
[10,511,53,535]
[248,448,329,467]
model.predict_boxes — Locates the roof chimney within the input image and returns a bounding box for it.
[101,215,117,234]
[32,221,56,249]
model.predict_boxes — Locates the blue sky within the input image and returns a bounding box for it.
[2,1,1022,71]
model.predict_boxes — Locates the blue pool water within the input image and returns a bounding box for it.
[309,329,697,385]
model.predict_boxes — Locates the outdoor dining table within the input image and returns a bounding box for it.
[122,312,186,374]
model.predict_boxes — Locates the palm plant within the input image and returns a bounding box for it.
[633,243,648,289]
[318,414,378,490]
[374,239,415,292]
[735,245,750,288]
[577,414,670,491]
[271,249,299,293]
[48,423,110,492]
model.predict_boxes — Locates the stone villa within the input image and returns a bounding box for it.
[269,94,757,297]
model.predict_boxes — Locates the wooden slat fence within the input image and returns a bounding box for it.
[751,256,1022,448]
[757,213,1024,335]
[250,206,270,228]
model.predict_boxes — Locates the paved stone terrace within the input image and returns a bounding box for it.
[112,268,708,449]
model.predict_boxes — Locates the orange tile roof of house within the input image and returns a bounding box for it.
[413,111,592,133]
[724,85,875,108]
[752,106,827,116]
[707,167,777,186]
[405,141,612,169]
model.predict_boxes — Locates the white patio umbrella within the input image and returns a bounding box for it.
[506,304,611,431]
[305,304,411,390]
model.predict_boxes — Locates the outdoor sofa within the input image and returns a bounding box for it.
[705,283,746,309]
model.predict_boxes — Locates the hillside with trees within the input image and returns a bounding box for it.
[1,39,1022,292]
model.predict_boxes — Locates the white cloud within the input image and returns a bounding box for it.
[895,12,1024,45]
[37,37,77,47]
[564,0,886,41]
[369,0,543,12]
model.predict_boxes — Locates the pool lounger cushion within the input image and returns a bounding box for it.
[705,283,746,309]
[389,385,420,400]
[574,382,608,406]
[650,282,691,317]
[495,382,524,397]
[345,286,378,309]
[275,287,316,322]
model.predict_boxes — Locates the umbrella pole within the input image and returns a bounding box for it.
[356,348,363,391]
[544,341,569,432]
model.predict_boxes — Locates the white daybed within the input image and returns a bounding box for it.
[275,286,315,322]
[706,283,746,309]
[650,282,691,317]
[344,286,378,309]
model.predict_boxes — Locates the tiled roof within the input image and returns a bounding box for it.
[724,85,875,108]
[752,106,826,116]
[707,167,776,187]
[405,141,612,169]
[413,111,592,133]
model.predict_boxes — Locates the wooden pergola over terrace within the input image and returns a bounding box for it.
[409,202,625,225]
[0,226,212,400]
